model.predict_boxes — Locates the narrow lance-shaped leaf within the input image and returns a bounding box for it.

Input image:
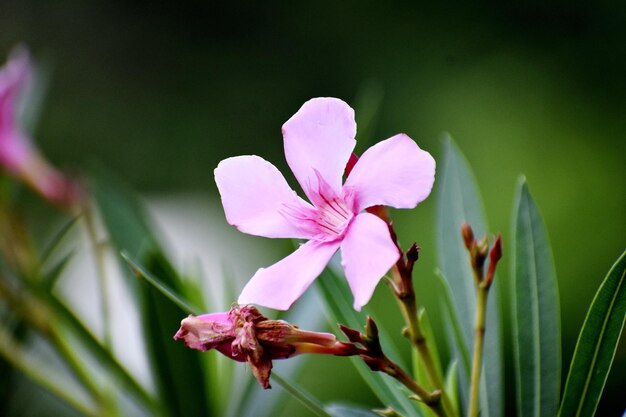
[413,308,443,417]
[122,252,202,316]
[90,166,210,417]
[435,136,503,417]
[445,360,460,417]
[512,179,561,417]
[558,250,626,417]
[125,252,338,417]
[434,270,471,377]
[326,403,380,417]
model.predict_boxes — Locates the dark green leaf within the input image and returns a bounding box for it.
[558,250,626,417]
[512,179,561,417]
[90,167,211,417]
[89,165,157,264]
[39,216,80,267]
[121,252,201,316]
[435,136,503,417]
[41,251,74,291]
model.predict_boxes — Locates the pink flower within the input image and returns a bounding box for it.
[0,47,78,207]
[215,98,435,311]
[174,305,357,388]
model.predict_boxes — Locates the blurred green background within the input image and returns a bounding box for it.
[2,1,624,415]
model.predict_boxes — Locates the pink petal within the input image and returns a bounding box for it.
[282,97,356,201]
[0,131,31,172]
[344,133,436,212]
[215,155,315,239]
[340,213,400,310]
[196,312,233,326]
[0,48,32,172]
[0,47,30,129]
[238,239,340,310]
[173,313,242,360]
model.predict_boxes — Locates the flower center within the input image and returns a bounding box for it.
[279,186,356,242]
[313,194,354,240]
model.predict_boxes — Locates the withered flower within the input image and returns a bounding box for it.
[174,305,356,388]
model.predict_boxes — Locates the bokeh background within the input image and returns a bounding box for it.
[2,1,625,415]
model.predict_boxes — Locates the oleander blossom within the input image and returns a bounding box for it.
[174,305,357,388]
[0,46,78,207]
[215,97,435,311]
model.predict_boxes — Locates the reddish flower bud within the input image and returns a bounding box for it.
[484,234,502,288]
[461,222,475,250]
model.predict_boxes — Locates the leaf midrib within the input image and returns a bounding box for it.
[520,197,543,417]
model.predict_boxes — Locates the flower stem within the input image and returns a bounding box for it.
[380,353,447,417]
[51,326,105,409]
[83,200,112,349]
[468,285,488,417]
[391,262,456,417]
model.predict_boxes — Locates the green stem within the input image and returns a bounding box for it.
[394,267,455,417]
[50,324,107,414]
[83,200,112,349]
[381,354,447,417]
[468,286,488,417]
[272,372,333,417]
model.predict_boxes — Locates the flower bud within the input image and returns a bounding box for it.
[461,222,474,250]
[484,234,502,288]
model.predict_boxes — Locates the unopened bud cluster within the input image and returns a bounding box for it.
[462,222,502,288]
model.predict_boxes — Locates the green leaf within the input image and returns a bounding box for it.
[121,252,201,316]
[0,325,95,417]
[413,309,443,417]
[272,372,333,417]
[315,261,422,417]
[41,251,75,291]
[39,216,80,268]
[89,165,158,263]
[558,250,626,417]
[512,179,561,417]
[435,136,503,417]
[46,294,157,412]
[326,403,379,417]
[90,167,211,417]
[445,361,460,417]
[433,270,471,378]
